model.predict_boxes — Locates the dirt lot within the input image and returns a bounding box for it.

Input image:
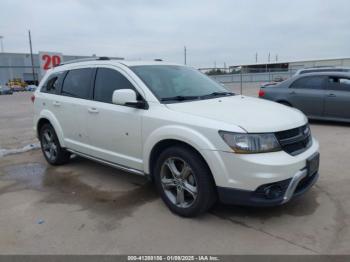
[0,90,349,254]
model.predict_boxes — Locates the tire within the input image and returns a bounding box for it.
[153,145,217,217]
[39,123,70,165]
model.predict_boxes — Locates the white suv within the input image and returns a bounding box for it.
[33,57,320,217]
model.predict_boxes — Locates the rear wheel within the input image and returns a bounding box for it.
[154,145,217,217]
[39,123,70,165]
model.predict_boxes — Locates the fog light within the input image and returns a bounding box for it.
[264,185,283,199]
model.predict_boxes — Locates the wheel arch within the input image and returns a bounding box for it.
[36,110,65,147]
[148,139,217,185]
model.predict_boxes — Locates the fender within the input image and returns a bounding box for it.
[143,125,217,174]
[37,109,66,147]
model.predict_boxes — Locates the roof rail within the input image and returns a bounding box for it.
[58,56,111,66]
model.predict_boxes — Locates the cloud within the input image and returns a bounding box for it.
[0,0,349,67]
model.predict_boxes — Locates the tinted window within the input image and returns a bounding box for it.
[328,77,350,92]
[94,68,135,103]
[290,76,325,90]
[41,72,63,94]
[61,68,93,99]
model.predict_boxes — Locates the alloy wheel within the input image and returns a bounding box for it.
[160,157,198,208]
[41,129,58,162]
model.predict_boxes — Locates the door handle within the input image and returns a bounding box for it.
[289,91,296,95]
[327,93,336,97]
[53,101,61,107]
[88,107,99,114]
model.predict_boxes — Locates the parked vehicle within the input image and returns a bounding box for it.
[0,85,13,95]
[11,85,26,92]
[260,77,286,88]
[7,78,27,91]
[259,72,350,123]
[33,58,320,217]
[294,67,350,76]
[25,85,37,91]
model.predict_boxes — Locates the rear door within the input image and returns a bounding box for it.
[57,67,94,153]
[324,76,350,120]
[86,66,144,171]
[39,71,65,118]
[287,75,327,117]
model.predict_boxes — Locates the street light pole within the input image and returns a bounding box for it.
[184,46,187,65]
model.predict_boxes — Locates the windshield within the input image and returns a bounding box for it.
[130,65,232,102]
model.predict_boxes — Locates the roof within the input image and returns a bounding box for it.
[55,58,183,70]
[294,71,350,78]
[119,60,183,67]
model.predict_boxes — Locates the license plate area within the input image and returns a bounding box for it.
[307,153,320,176]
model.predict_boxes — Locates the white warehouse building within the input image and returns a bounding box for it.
[0,52,123,85]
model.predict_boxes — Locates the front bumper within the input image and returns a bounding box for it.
[200,136,320,206]
[217,170,319,206]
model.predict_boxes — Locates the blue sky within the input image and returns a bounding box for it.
[0,0,349,67]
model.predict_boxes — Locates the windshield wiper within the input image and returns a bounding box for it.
[160,95,200,102]
[200,91,235,99]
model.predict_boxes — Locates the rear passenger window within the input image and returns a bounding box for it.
[41,73,62,94]
[61,68,93,99]
[290,76,325,90]
[94,68,136,103]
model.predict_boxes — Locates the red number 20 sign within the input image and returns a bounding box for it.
[39,52,63,77]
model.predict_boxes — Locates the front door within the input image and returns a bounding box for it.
[287,75,327,117]
[86,67,144,171]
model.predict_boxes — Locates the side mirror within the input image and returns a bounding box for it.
[112,89,147,109]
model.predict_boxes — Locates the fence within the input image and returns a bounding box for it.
[208,69,298,84]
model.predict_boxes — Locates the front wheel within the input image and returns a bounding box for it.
[154,146,217,217]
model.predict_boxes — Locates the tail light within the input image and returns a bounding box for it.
[258,89,265,97]
[31,94,35,103]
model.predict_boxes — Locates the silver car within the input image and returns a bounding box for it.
[294,67,350,76]
[259,72,350,122]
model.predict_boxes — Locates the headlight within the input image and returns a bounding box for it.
[219,131,281,154]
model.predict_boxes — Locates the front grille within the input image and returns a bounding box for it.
[275,124,312,156]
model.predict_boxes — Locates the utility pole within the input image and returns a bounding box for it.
[28,30,36,83]
[255,52,258,64]
[184,46,187,65]
[268,52,271,81]
[0,36,4,52]
[275,54,278,62]
[240,67,243,95]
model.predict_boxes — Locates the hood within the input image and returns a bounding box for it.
[166,95,307,133]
